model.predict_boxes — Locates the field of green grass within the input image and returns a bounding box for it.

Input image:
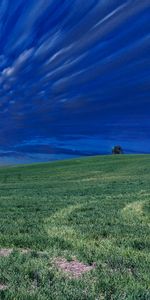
[0,155,150,300]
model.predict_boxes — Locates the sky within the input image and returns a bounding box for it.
[0,0,150,164]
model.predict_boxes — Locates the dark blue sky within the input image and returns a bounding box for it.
[0,0,150,164]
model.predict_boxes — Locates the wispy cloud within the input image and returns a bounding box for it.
[0,0,149,163]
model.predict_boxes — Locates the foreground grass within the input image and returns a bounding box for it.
[0,155,150,300]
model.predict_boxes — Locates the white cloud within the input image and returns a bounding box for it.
[2,67,15,77]
[1,48,34,80]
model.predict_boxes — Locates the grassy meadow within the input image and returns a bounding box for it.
[0,154,150,299]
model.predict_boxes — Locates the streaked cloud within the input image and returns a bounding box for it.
[0,0,149,163]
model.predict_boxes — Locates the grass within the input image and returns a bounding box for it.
[0,154,150,300]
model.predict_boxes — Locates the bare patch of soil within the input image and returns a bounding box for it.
[0,248,13,257]
[0,284,8,290]
[0,248,48,257]
[55,257,96,278]
[0,248,31,257]
[19,248,31,254]
[19,248,48,254]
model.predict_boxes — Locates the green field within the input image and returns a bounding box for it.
[0,155,150,300]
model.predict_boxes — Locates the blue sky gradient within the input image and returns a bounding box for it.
[0,0,150,164]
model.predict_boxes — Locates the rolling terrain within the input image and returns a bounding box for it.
[0,155,150,300]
